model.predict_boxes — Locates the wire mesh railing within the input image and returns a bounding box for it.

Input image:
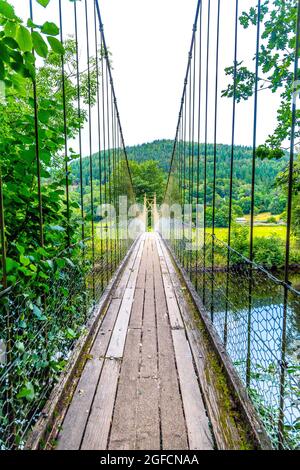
[0,0,135,449]
[162,0,300,450]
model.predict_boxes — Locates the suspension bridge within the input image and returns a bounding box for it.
[0,0,299,451]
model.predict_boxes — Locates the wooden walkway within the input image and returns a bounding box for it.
[56,233,213,451]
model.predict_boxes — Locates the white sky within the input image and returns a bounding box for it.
[10,0,282,149]
[96,0,281,147]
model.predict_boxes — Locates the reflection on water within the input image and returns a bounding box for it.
[194,269,300,449]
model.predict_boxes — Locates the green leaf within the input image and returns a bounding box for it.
[38,109,51,124]
[37,0,51,6]
[0,41,10,63]
[31,31,48,58]
[3,37,18,49]
[47,36,64,55]
[21,148,36,164]
[33,304,46,320]
[6,257,20,273]
[48,225,65,232]
[16,341,25,353]
[4,21,17,38]
[20,255,30,266]
[0,1,16,20]
[16,25,33,52]
[66,328,77,340]
[0,58,4,80]
[17,382,35,401]
[65,258,75,268]
[46,259,54,269]
[41,21,59,36]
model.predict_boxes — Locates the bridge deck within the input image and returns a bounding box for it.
[56,233,213,451]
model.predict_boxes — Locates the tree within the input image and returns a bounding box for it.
[128,160,166,204]
[222,0,299,156]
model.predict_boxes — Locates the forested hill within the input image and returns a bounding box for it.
[125,139,288,187]
[71,139,288,189]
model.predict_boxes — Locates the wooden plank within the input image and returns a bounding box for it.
[135,245,147,289]
[161,264,184,329]
[107,238,143,358]
[156,236,184,330]
[127,237,145,290]
[140,238,157,378]
[109,328,141,450]
[81,359,120,450]
[135,377,160,450]
[113,237,141,299]
[140,326,157,379]
[153,252,169,328]
[116,328,141,386]
[106,287,135,358]
[129,285,144,329]
[157,324,189,450]
[153,246,188,450]
[56,357,104,450]
[172,329,213,450]
[157,236,176,275]
[56,298,122,450]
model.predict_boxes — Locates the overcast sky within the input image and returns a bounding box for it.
[11,0,282,149]
[94,0,281,147]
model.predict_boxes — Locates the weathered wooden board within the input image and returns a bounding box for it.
[157,239,184,329]
[56,357,104,450]
[129,237,146,329]
[140,326,157,379]
[113,237,141,299]
[152,244,188,449]
[107,237,143,358]
[109,328,141,450]
[56,297,122,450]
[81,359,120,450]
[135,234,148,289]
[129,284,144,329]
[135,377,160,450]
[106,287,135,358]
[127,237,145,290]
[172,329,213,450]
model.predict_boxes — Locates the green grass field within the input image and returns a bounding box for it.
[208,225,287,242]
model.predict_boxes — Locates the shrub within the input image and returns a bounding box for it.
[266,216,277,224]
[253,235,285,268]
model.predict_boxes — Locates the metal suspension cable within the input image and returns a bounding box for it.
[84,0,95,300]
[94,0,135,193]
[203,0,211,304]
[58,0,70,247]
[210,0,221,323]
[29,0,44,248]
[278,0,300,448]
[163,0,202,202]
[224,0,239,346]
[195,1,202,291]
[74,0,85,243]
